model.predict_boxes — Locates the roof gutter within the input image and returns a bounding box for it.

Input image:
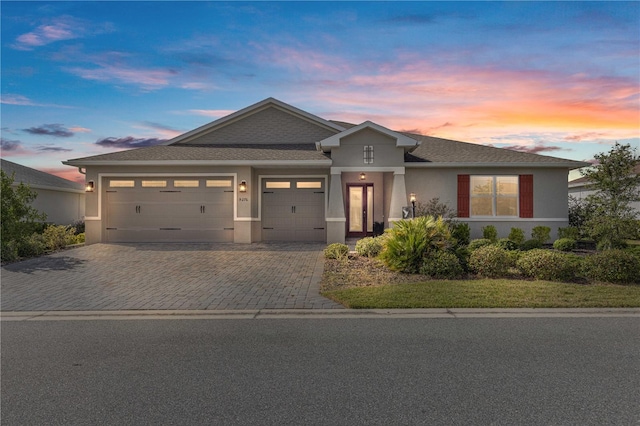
[405,161,591,169]
[63,159,333,168]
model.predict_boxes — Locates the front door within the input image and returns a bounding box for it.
[347,184,373,238]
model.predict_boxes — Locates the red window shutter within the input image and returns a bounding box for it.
[519,175,533,218]
[457,175,470,218]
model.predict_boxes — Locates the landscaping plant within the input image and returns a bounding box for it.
[355,236,384,258]
[531,226,551,245]
[482,225,498,242]
[507,227,526,246]
[553,238,577,252]
[420,250,464,279]
[380,216,451,273]
[516,249,581,282]
[467,238,492,252]
[469,245,510,278]
[324,243,349,260]
[582,249,640,284]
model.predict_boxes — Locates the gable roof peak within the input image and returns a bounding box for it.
[317,120,420,152]
[166,97,345,146]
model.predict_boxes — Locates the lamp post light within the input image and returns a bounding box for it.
[409,193,416,218]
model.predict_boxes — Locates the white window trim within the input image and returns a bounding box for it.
[470,175,519,218]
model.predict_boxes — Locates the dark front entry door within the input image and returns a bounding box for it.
[347,184,373,238]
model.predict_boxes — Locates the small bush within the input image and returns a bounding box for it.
[558,227,580,240]
[468,238,493,252]
[324,243,349,260]
[521,239,543,251]
[74,233,86,244]
[508,227,526,246]
[531,226,551,244]
[18,233,47,258]
[482,225,498,242]
[517,249,581,282]
[355,237,383,258]
[469,245,510,278]
[42,225,77,251]
[71,220,85,234]
[450,222,470,247]
[380,216,452,273]
[553,238,577,252]
[420,250,464,279]
[582,250,640,284]
[496,238,519,251]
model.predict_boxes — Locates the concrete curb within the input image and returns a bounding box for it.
[2,308,639,321]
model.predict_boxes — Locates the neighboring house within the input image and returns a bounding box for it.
[568,163,640,214]
[63,98,588,245]
[1,158,85,225]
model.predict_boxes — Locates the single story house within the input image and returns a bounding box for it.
[64,98,588,245]
[1,158,85,225]
[568,163,640,214]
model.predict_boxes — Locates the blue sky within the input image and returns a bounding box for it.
[2,1,638,182]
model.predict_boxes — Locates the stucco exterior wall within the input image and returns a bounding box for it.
[405,167,571,239]
[30,188,85,225]
[330,128,404,168]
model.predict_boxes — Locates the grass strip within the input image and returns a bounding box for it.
[322,279,640,309]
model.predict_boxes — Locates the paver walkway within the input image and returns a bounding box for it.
[1,243,343,311]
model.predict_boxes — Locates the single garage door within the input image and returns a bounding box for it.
[262,178,325,242]
[105,177,234,242]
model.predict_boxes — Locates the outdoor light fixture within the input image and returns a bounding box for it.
[410,193,416,218]
[360,173,366,180]
[239,180,247,193]
[85,180,94,192]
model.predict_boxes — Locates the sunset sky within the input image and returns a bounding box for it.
[2,1,639,183]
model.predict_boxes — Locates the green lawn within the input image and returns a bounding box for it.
[322,279,640,309]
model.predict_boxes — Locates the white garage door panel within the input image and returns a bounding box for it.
[105,178,234,243]
[262,179,325,242]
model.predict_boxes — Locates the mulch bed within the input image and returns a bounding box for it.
[321,255,423,292]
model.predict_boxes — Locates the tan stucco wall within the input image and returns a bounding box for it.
[405,167,571,239]
[30,188,85,225]
[330,128,404,168]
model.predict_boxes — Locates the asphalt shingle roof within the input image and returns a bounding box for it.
[404,133,585,165]
[66,144,330,163]
[1,159,84,191]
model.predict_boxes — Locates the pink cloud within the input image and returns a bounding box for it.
[188,109,237,118]
[65,64,177,90]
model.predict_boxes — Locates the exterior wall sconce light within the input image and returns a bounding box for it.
[360,173,366,180]
[239,180,247,193]
[410,193,416,218]
[85,180,94,192]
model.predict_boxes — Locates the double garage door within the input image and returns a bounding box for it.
[105,177,234,243]
[261,178,326,242]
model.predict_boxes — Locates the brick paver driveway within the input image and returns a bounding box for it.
[1,243,343,311]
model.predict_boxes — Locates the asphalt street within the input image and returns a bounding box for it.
[2,317,639,425]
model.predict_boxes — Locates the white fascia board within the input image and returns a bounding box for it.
[164,98,345,146]
[63,160,333,167]
[405,161,590,169]
[318,121,420,151]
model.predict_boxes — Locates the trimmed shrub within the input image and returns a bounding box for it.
[558,226,580,240]
[355,236,384,258]
[496,238,519,251]
[482,225,498,242]
[324,243,349,260]
[469,245,510,278]
[450,222,470,247]
[468,238,493,252]
[380,216,452,273]
[582,250,640,284]
[517,249,581,282]
[508,227,526,246]
[531,226,551,244]
[42,225,77,251]
[553,238,577,252]
[420,250,464,279]
[18,233,47,258]
[521,239,543,251]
